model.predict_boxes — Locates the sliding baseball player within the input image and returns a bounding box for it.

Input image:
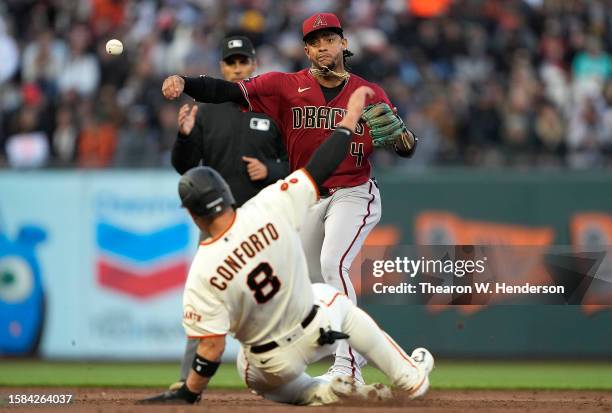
[140,86,433,406]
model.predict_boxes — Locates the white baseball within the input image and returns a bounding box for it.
[105,39,123,55]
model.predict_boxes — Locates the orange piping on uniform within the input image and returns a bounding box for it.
[320,292,343,307]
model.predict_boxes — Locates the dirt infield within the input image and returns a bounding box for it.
[1,388,611,412]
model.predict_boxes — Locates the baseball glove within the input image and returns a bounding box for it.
[361,103,414,150]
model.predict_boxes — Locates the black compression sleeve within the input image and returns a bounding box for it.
[305,127,353,187]
[182,76,247,106]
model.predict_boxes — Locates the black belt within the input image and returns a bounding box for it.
[318,178,377,199]
[250,305,319,354]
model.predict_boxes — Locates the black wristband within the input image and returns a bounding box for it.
[192,354,221,377]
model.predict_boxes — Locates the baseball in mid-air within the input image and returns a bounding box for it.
[105,39,123,55]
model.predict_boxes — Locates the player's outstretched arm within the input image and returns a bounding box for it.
[161,74,247,106]
[184,336,225,394]
[139,335,225,404]
[305,86,374,186]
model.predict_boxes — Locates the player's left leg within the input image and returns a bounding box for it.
[236,336,342,405]
[236,296,391,406]
[318,179,381,382]
[299,196,331,284]
[319,180,381,302]
[314,283,434,399]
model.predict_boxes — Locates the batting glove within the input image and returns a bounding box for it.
[138,382,201,404]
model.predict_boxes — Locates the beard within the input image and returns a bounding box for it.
[308,50,349,81]
[312,53,340,74]
[318,60,336,72]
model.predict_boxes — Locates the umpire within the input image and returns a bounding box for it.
[171,35,288,388]
[172,35,288,205]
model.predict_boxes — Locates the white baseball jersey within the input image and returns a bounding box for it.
[182,169,319,345]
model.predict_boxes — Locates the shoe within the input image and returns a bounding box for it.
[330,375,392,402]
[315,357,365,385]
[408,347,434,399]
[315,365,365,385]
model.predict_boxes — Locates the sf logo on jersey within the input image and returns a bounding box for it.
[291,106,365,135]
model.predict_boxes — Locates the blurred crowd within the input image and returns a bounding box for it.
[0,0,611,170]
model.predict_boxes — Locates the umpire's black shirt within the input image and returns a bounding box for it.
[172,102,288,207]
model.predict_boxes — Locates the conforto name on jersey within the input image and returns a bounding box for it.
[210,222,279,291]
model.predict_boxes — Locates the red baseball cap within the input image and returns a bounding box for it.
[302,13,343,41]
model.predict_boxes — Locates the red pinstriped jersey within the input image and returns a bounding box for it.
[239,69,391,190]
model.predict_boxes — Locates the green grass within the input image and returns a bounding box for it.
[0,360,611,390]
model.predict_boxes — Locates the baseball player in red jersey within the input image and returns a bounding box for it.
[161,12,417,384]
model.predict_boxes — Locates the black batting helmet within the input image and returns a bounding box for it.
[178,166,235,218]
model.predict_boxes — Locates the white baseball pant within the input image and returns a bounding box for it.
[235,283,426,406]
[299,178,381,377]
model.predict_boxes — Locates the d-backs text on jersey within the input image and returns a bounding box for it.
[292,106,365,135]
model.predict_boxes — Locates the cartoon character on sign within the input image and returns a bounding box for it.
[0,225,47,356]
